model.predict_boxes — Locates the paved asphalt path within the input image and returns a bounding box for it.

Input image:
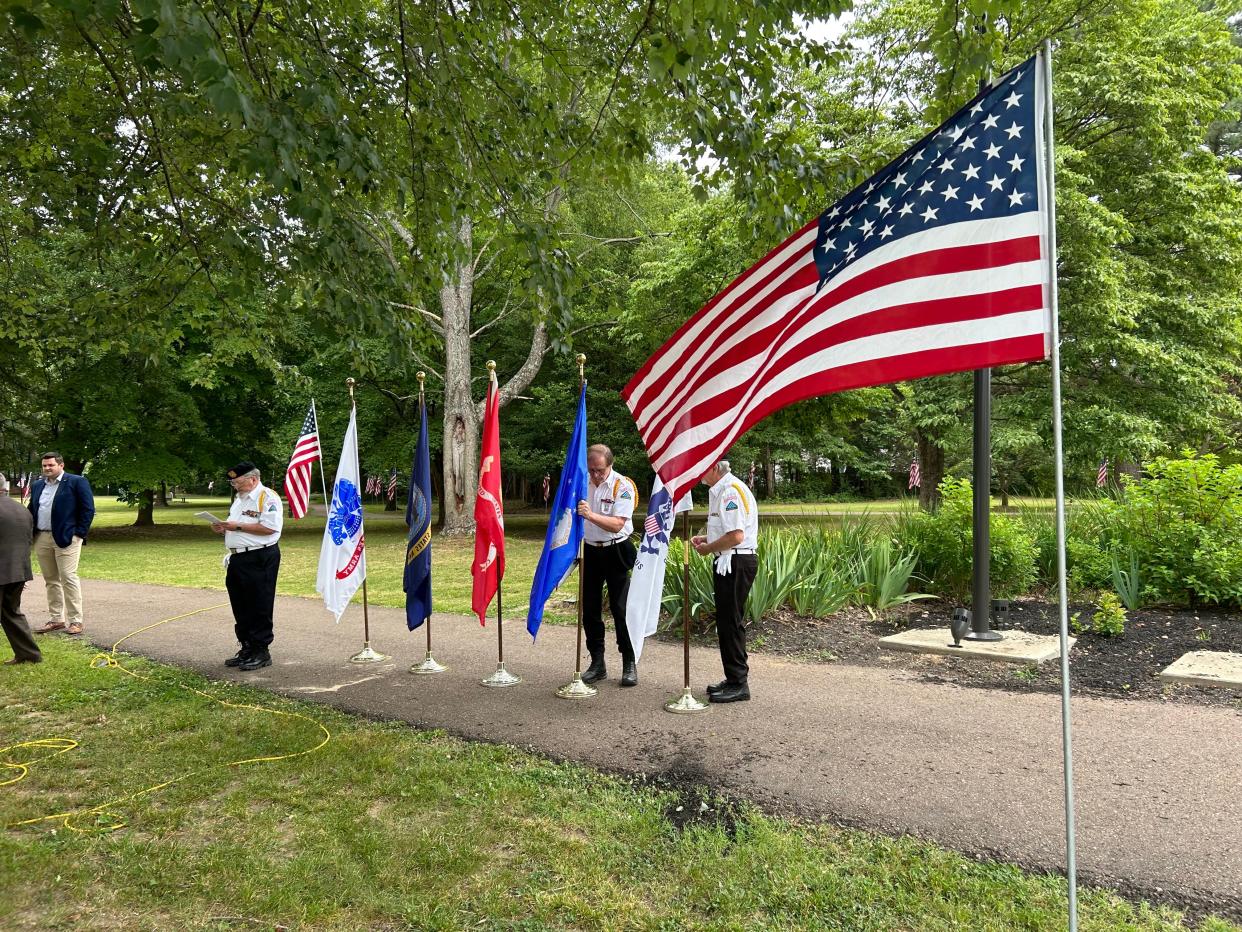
[27,578,1242,918]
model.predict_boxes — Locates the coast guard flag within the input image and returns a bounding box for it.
[625,477,693,662]
[472,368,505,624]
[404,398,433,630]
[316,406,367,621]
[624,54,1052,504]
[526,383,588,639]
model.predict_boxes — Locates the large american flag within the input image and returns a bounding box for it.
[282,402,321,519]
[624,54,1052,504]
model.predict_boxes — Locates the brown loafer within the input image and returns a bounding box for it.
[34,621,66,634]
[66,623,84,636]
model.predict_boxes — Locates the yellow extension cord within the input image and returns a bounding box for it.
[1,602,331,833]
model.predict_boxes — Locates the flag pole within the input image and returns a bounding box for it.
[311,397,330,518]
[346,378,388,664]
[666,508,709,713]
[1041,40,1078,931]
[557,354,597,699]
[410,371,447,674]
[482,361,521,687]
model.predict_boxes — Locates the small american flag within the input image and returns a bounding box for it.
[748,461,756,488]
[541,473,550,503]
[387,468,397,501]
[624,55,1052,503]
[283,403,321,519]
[1097,460,1108,488]
[644,512,663,537]
[908,458,921,489]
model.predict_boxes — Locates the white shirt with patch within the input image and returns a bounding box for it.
[584,468,637,544]
[225,483,284,549]
[706,472,758,551]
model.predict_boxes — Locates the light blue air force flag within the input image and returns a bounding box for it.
[625,476,692,663]
[526,384,588,639]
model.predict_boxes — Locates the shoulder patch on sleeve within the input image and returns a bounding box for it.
[725,500,739,511]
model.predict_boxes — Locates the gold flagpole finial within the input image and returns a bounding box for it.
[416,371,426,388]
[576,353,586,384]
[346,377,356,401]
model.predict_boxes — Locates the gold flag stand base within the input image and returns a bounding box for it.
[664,687,710,715]
[555,672,598,699]
[348,642,389,664]
[409,652,447,674]
[481,662,521,687]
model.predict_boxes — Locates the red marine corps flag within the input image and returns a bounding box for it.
[624,56,1053,503]
[472,365,505,624]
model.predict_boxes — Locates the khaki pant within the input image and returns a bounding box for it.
[33,532,83,627]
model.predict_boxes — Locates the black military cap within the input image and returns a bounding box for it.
[226,460,258,479]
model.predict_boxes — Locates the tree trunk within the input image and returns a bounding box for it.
[917,433,946,511]
[764,445,775,498]
[157,481,168,507]
[440,218,482,537]
[135,489,155,526]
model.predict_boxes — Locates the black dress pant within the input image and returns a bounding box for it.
[713,553,757,684]
[225,544,281,650]
[582,540,637,661]
[2,581,41,662]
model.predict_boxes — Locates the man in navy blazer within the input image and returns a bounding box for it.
[29,452,95,636]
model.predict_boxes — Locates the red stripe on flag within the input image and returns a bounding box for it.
[657,334,1047,494]
[645,284,1045,465]
[636,235,1041,444]
[624,219,818,400]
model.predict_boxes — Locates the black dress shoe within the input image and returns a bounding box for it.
[620,659,638,687]
[238,650,271,672]
[705,680,731,695]
[581,657,607,684]
[224,647,250,668]
[3,656,41,665]
[708,682,750,703]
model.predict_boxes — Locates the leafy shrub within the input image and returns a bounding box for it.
[787,528,859,617]
[1091,592,1127,637]
[1109,551,1143,610]
[1064,452,1242,608]
[851,533,932,615]
[745,533,805,623]
[661,539,716,632]
[903,479,1038,602]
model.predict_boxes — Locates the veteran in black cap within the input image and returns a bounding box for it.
[211,460,283,671]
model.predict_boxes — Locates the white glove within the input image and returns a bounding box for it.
[715,551,733,576]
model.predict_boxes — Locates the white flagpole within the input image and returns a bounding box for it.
[311,397,330,516]
[1041,40,1079,931]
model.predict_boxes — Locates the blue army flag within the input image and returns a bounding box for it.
[404,398,433,630]
[526,384,588,639]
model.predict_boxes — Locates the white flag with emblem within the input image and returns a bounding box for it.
[316,407,367,621]
[626,476,693,663]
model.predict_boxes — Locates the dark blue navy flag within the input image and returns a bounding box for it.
[527,384,588,639]
[404,399,433,630]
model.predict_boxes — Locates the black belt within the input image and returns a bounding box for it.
[585,537,626,548]
[229,541,279,554]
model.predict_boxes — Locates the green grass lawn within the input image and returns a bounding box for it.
[2,639,1233,932]
[76,498,577,624]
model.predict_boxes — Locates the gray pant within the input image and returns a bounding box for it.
[2,581,42,662]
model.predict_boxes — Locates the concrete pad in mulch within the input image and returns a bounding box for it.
[1158,650,1242,689]
[878,627,1072,664]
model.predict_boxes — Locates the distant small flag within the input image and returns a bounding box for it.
[387,468,398,501]
[908,458,921,489]
[541,473,550,504]
[1097,460,1108,488]
[748,461,756,488]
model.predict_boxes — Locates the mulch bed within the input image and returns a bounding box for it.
[668,599,1242,708]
